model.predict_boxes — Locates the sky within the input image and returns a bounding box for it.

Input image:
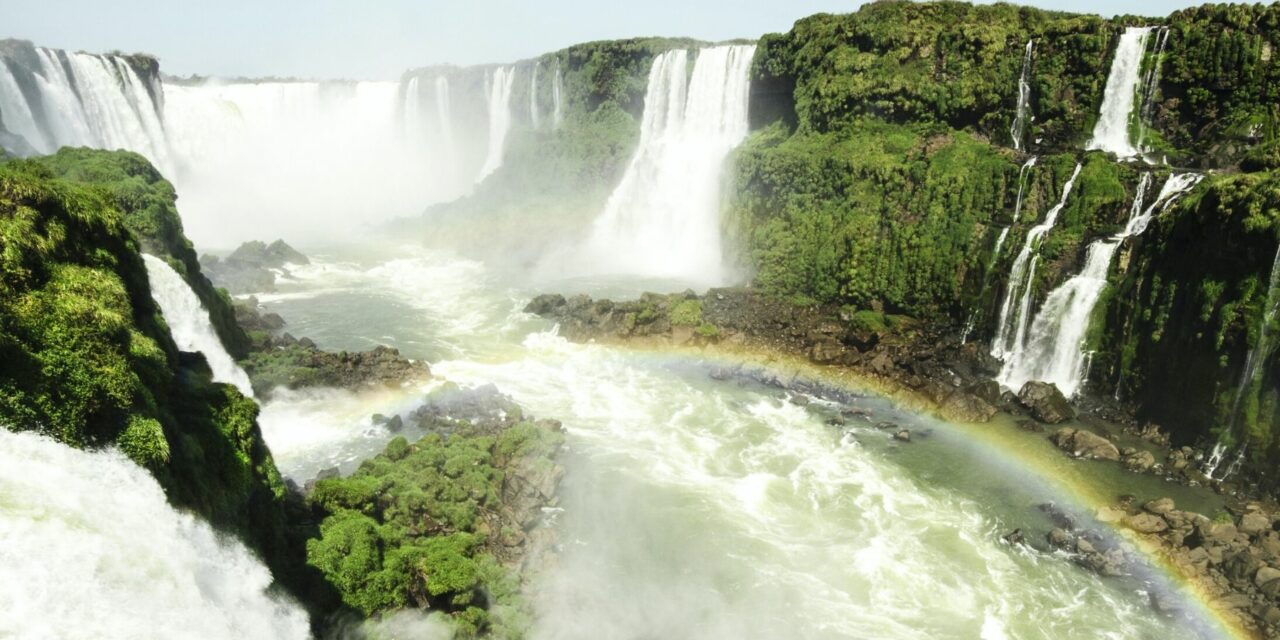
[0,0,1215,80]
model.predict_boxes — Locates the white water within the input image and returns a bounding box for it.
[991,163,1083,362]
[1087,27,1154,159]
[552,62,564,128]
[1135,28,1170,155]
[1013,157,1038,223]
[530,62,541,129]
[142,254,254,396]
[242,247,1222,639]
[0,47,171,169]
[476,66,517,184]
[575,44,755,284]
[1010,40,1033,151]
[163,80,450,246]
[0,429,309,640]
[1227,244,1280,431]
[998,173,1202,395]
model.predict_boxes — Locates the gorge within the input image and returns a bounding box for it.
[2,1,1280,639]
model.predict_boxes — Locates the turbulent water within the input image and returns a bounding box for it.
[142,254,255,396]
[991,163,1083,363]
[0,429,309,640]
[577,45,755,285]
[1087,27,1154,159]
[998,173,1202,396]
[242,246,1229,640]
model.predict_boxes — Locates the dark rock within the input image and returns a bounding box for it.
[1018,381,1076,424]
[893,429,911,442]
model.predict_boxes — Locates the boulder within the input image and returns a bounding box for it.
[1123,449,1156,473]
[893,429,911,442]
[1240,512,1273,536]
[1051,428,1120,461]
[939,391,997,423]
[1143,497,1176,516]
[1256,566,1280,587]
[1017,381,1075,424]
[1124,513,1170,534]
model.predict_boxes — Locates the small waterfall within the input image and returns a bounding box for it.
[142,255,255,397]
[1135,27,1170,155]
[1010,40,1034,151]
[991,163,1083,362]
[530,62,541,129]
[1227,244,1280,430]
[1012,156,1038,223]
[997,173,1202,395]
[580,44,756,283]
[1087,27,1155,159]
[0,429,310,639]
[1203,442,1228,478]
[959,155,1031,346]
[0,46,171,170]
[475,66,517,184]
[552,62,564,128]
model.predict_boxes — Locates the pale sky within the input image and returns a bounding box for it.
[0,1,1214,80]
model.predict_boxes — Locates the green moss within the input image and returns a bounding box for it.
[670,299,704,326]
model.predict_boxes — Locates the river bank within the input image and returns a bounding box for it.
[526,287,1280,638]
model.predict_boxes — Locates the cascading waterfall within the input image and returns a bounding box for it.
[142,255,255,396]
[997,173,1202,395]
[530,62,541,128]
[579,44,756,284]
[1227,244,1280,432]
[0,429,310,639]
[990,163,1083,362]
[960,158,1034,344]
[552,62,564,128]
[0,46,171,170]
[476,66,516,184]
[1087,27,1154,159]
[1010,40,1034,151]
[1135,27,1170,155]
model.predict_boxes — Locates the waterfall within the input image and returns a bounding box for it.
[580,44,756,284]
[552,62,564,128]
[1087,27,1154,159]
[958,155,1032,346]
[991,163,1083,362]
[997,173,1202,395]
[1012,156,1038,223]
[142,255,255,397]
[0,46,171,170]
[1135,27,1170,155]
[1010,40,1034,151]
[0,429,310,639]
[1227,243,1280,431]
[475,66,516,184]
[530,63,541,129]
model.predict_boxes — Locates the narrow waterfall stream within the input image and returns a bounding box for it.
[1087,27,1154,159]
[142,254,255,396]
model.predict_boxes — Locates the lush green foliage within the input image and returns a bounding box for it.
[308,417,563,636]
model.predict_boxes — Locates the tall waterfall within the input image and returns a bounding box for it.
[142,255,255,396]
[997,173,1202,395]
[961,157,1038,344]
[1135,27,1171,155]
[991,163,1083,362]
[552,62,564,128]
[0,429,310,639]
[1227,244,1280,430]
[530,63,541,128]
[476,66,516,184]
[0,45,170,170]
[1010,40,1034,151]
[581,44,756,284]
[1087,27,1154,159]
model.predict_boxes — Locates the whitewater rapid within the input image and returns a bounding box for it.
[249,247,1226,640]
[0,429,309,640]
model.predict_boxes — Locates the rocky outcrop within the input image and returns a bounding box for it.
[1017,382,1075,424]
[201,240,309,294]
[1051,428,1121,462]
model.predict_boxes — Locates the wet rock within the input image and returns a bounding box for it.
[809,340,845,364]
[1143,497,1176,516]
[1123,449,1156,473]
[1002,528,1025,545]
[1018,381,1075,424]
[1051,428,1120,461]
[893,429,911,442]
[1048,528,1074,549]
[524,293,568,316]
[1016,419,1044,433]
[1124,513,1170,534]
[939,390,997,423]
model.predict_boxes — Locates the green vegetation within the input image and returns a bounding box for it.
[0,151,322,616]
[307,411,564,637]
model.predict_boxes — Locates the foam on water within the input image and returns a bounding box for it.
[0,429,310,640]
